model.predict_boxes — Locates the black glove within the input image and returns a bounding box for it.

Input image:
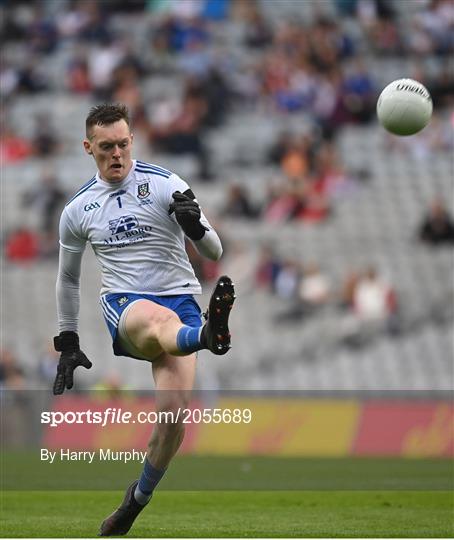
[169,191,208,241]
[53,331,92,395]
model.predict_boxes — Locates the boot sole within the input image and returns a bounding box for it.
[206,275,236,355]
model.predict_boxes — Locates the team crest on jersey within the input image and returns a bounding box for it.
[137,182,150,199]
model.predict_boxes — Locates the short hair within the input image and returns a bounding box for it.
[85,103,130,138]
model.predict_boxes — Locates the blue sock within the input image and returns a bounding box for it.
[176,325,203,354]
[134,459,166,505]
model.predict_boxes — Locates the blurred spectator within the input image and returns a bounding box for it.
[280,136,311,181]
[367,12,402,56]
[0,5,27,43]
[312,68,342,135]
[317,63,377,135]
[178,36,213,78]
[56,0,92,39]
[263,183,305,223]
[111,53,149,133]
[311,141,351,199]
[222,184,259,219]
[66,51,92,94]
[243,3,273,49]
[419,198,454,246]
[200,68,232,128]
[0,62,20,100]
[341,59,376,124]
[31,114,60,158]
[356,0,401,56]
[337,270,361,310]
[276,261,331,323]
[263,133,338,222]
[295,177,331,223]
[339,266,399,346]
[22,168,66,238]
[255,244,282,292]
[114,40,147,82]
[151,12,210,55]
[308,17,355,70]
[409,0,454,57]
[149,80,213,180]
[0,349,26,389]
[354,267,397,322]
[27,4,58,55]
[4,227,40,264]
[429,67,454,109]
[274,259,301,300]
[0,124,34,164]
[78,1,112,43]
[88,36,126,99]
[37,342,59,385]
[201,0,231,22]
[298,262,332,312]
[16,61,48,94]
[263,166,333,223]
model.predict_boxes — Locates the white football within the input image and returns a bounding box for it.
[376,78,432,136]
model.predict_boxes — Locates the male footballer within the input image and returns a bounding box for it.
[53,103,235,536]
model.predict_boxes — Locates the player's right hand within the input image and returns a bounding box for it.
[53,331,92,395]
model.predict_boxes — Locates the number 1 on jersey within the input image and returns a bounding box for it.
[116,196,122,208]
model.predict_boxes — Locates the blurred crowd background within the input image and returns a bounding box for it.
[1,0,453,392]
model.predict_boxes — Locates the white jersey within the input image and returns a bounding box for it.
[59,160,216,296]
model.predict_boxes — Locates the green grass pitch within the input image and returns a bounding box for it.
[2,490,453,537]
[1,457,453,537]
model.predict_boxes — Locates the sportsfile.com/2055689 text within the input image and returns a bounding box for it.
[41,408,252,428]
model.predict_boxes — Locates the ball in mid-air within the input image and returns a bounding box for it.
[376,78,432,136]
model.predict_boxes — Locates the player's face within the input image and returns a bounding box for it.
[84,120,134,182]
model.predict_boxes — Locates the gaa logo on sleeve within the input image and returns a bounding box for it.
[109,215,138,235]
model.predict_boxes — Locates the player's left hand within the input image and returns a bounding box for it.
[53,331,92,395]
[169,191,208,241]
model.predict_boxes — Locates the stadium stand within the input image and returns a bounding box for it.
[1,0,452,391]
